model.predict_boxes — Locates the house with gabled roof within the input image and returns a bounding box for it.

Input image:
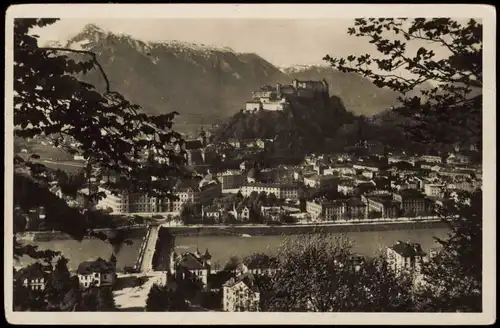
[202,205,222,221]
[386,241,427,274]
[231,203,250,221]
[222,272,260,312]
[244,254,279,276]
[77,256,117,288]
[171,249,213,288]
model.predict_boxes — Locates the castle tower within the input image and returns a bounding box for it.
[292,79,298,89]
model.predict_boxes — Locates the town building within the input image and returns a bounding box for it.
[306,199,346,221]
[303,174,338,190]
[77,257,117,289]
[202,205,222,221]
[445,153,470,165]
[361,194,400,218]
[96,177,222,215]
[240,183,300,200]
[353,162,380,173]
[181,129,208,166]
[15,262,50,291]
[392,190,427,217]
[260,205,284,221]
[244,256,279,276]
[424,184,445,198]
[170,249,213,289]
[345,198,368,220]
[217,170,244,190]
[337,179,356,195]
[386,241,427,274]
[222,272,260,312]
[231,204,251,221]
[388,155,416,166]
[419,155,443,164]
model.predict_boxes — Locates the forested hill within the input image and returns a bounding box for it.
[212,94,357,156]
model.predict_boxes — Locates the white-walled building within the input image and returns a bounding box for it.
[386,241,427,274]
[77,257,117,289]
[240,183,300,200]
[424,184,445,198]
[96,178,222,215]
[170,250,213,289]
[419,155,442,164]
[15,262,50,291]
[222,273,260,312]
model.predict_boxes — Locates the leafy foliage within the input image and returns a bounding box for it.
[146,283,170,311]
[415,190,482,312]
[325,18,482,151]
[146,283,189,312]
[324,18,483,313]
[96,286,117,311]
[265,233,415,312]
[13,18,188,261]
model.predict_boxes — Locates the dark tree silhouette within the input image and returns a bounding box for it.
[325,18,482,152]
[415,190,482,312]
[96,287,116,311]
[13,18,187,264]
[146,283,189,311]
[78,287,99,311]
[325,18,483,313]
[146,284,170,312]
[46,256,71,307]
[265,233,414,312]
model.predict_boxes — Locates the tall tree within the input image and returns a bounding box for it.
[46,256,71,307]
[96,286,116,311]
[145,284,189,312]
[265,233,414,312]
[415,190,482,312]
[325,18,482,152]
[59,276,82,311]
[145,284,170,312]
[13,19,187,263]
[325,18,483,312]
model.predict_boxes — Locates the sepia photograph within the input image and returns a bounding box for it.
[4,3,496,325]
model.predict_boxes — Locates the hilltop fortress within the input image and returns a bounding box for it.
[245,79,329,112]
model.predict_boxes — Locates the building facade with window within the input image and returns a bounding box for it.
[77,257,117,288]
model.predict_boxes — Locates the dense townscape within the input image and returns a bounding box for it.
[11,15,484,315]
[16,127,481,229]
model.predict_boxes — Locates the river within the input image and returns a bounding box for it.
[14,227,449,271]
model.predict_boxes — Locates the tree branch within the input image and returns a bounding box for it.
[39,47,111,94]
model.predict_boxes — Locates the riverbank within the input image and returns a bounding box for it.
[16,218,447,242]
[15,225,147,243]
[164,218,447,237]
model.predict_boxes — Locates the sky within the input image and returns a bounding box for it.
[33,18,454,68]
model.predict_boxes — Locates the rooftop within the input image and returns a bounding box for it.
[243,182,298,189]
[184,139,203,150]
[223,272,259,293]
[390,241,427,258]
[77,257,115,275]
[15,262,50,281]
[177,251,211,270]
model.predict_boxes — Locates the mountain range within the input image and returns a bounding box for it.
[50,24,431,125]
